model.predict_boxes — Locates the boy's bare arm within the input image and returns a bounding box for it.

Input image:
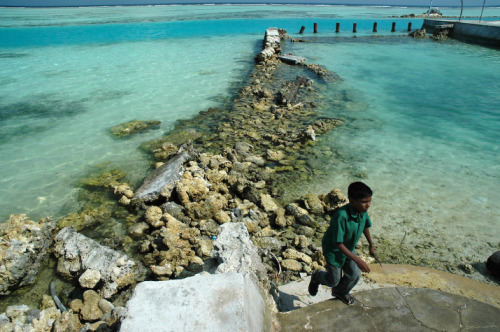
[363,227,376,257]
[335,243,370,273]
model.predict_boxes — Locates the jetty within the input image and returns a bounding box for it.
[423,18,500,46]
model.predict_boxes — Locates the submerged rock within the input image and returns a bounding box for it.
[109,119,161,138]
[0,214,56,295]
[409,29,426,38]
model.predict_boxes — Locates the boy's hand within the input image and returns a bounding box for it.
[356,258,370,273]
[369,245,376,258]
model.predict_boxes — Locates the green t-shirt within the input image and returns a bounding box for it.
[322,204,372,267]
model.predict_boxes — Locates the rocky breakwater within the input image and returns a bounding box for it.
[126,27,349,288]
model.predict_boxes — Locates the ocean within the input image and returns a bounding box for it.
[1,4,499,282]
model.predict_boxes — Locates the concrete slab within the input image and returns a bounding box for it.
[278,287,500,332]
[277,274,382,312]
[120,272,265,332]
[365,264,500,309]
[278,55,305,65]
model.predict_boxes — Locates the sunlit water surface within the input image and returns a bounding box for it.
[0,5,499,282]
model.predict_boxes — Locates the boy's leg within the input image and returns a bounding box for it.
[317,263,342,287]
[308,263,341,296]
[334,256,361,296]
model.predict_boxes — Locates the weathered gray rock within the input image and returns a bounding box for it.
[281,259,303,272]
[0,214,56,295]
[212,222,267,282]
[278,55,305,65]
[53,227,146,299]
[276,76,312,106]
[53,310,83,332]
[133,144,195,203]
[252,236,283,253]
[285,203,308,217]
[0,304,61,331]
[121,273,266,332]
[297,214,319,229]
[301,193,324,215]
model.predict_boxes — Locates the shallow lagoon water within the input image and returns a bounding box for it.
[0,5,499,282]
[285,35,500,278]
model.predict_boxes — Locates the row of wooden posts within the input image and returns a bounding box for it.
[299,22,413,34]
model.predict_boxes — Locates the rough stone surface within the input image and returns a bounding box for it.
[0,214,56,295]
[301,193,324,215]
[80,290,103,322]
[120,273,266,332]
[53,227,146,299]
[133,145,194,203]
[260,194,279,213]
[212,222,267,282]
[278,287,500,331]
[79,269,101,289]
[0,304,62,332]
[281,259,302,272]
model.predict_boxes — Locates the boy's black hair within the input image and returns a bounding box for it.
[348,182,373,200]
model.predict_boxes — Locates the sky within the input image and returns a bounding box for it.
[0,0,498,6]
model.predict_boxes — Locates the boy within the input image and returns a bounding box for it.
[308,181,376,305]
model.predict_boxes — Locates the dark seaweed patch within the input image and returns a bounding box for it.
[0,53,30,59]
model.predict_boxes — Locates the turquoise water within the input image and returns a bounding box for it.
[1,5,499,278]
[286,35,500,269]
[0,5,427,220]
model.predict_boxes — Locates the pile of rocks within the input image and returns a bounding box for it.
[127,144,348,283]
[123,27,348,284]
[0,216,143,331]
[0,27,349,331]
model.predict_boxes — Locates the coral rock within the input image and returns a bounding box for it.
[301,193,324,215]
[260,194,279,213]
[145,206,164,228]
[281,259,303,272]
[283,248,312,264]
[80,290,103,322]
[0,214,55,295]
[79,269,101,289]
[54,227,146,299]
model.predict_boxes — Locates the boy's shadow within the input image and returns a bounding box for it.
[471,262,500,286]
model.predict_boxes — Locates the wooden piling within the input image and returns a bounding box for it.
[373,22,378,32]
[314,23,318,33]
[336,22,340,33]
[408,22,412,31]
[392,22,396,32]
[353,22,357,33]
[299,26,305,34]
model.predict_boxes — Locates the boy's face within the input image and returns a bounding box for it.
[350,196,372,214]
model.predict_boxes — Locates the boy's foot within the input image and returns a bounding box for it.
[308,272,320,296]
[332,288,354,305]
